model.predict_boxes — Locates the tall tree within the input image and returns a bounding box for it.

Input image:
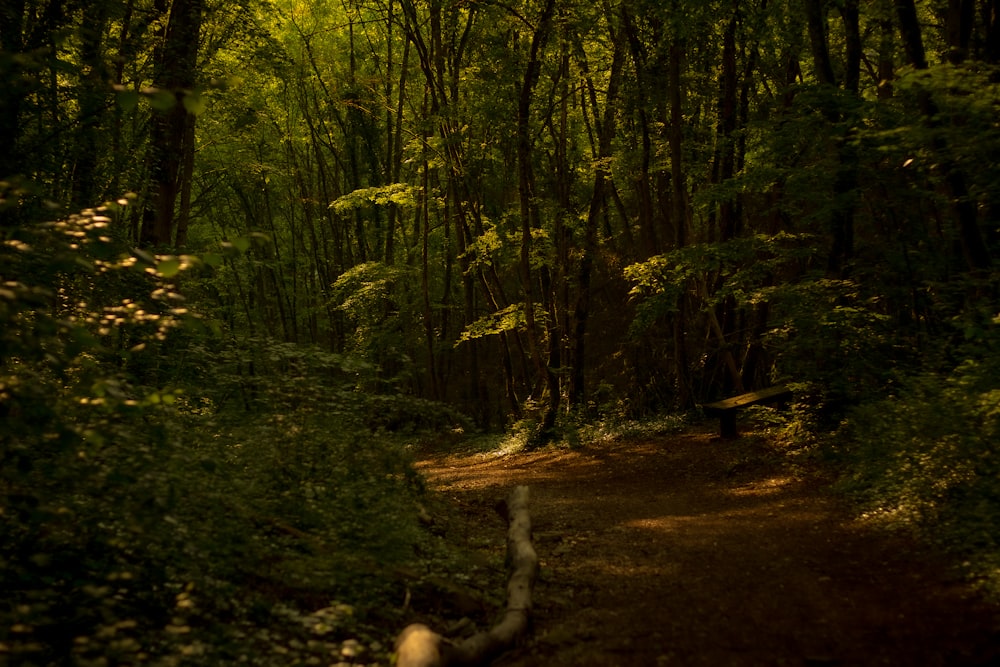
[141,0,205,248]
[569,2,626,408]
[516,0,559,437]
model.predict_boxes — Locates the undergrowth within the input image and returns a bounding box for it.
[0,203,484,666]
[786,309,1000,600]
[454,410,693,459]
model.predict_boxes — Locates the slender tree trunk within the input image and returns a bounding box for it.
[570,6,624,409]
[946,0,975,63]
[842,0,861,94]
[668,40,687,249]
[831,1,860,276]
[668,36,693,406]
[805,0,859,278]
[708,12,744,395]
[806,0,837,86]
[110,0,136,197]
[384,0,398,265]
[420,140,439,400]
[0,0,26,181]
[896,0,929,69]
[984,0,1000,63]
[878,17,896,99]
[621,6,658,256]
[714,14,739,242]
[71,3,109,208]
[517,0,558,438]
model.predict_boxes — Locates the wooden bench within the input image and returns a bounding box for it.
[702,384,792,438]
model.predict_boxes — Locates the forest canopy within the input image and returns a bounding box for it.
[2,0,999,663]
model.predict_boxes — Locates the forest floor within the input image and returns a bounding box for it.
[412,424,1000,667]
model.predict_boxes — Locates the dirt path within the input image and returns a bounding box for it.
[415,428,1000,666]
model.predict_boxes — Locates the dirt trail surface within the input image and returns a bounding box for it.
[414,428,1000,666]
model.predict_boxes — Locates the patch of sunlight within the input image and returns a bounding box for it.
[594,561,682,578]
[728,476,795,496]
[622,515,709,532]
[857,503,921,528]
[449,432,528,459]
[487,430,531,458]
[626,517,679,530]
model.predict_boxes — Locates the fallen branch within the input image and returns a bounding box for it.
[396,485,537,667]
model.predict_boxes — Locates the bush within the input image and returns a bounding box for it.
[835,310,1000,596]
[0,203,431,665]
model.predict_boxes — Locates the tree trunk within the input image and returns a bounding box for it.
[621,6,658,256]
[714,14,739,243]
[668,39,687,249]
[878,17,896,99]
[70,3,109,209]
[985,0,1000,63]
[0,0,26,181]
[841,0,861,94]
[805,0,837,87]
[946,0,975,63]
[667,37,693,406]
[141,0,204,248]
[805,0,859,278]
[571,9,625,409]
[896,0,929,69]
[517,0,558,436]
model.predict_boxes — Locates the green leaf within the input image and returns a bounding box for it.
[147,88,176,111]
[117,90,140,113]
[156,258,182,278]
[457,303,538,343]
[182,92,207,115]
[201,252,223,268]
[231,237,251,253]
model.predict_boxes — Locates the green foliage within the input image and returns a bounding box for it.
[7,0,1000,646]
[573,412,691,446]
[487,400,692,456]
[889,63,1000,183]
[835,312,1000,596]
[332,262,418,378]
[761,279,896,407]
[0,202,205,664]
[625,231,905,428]
[363,394,472,435]
[330,183,420,213]
[458,303,544,344]
[0,204,435,665]
[625,232,819,331]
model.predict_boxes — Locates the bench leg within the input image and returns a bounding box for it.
[719,412,738,439]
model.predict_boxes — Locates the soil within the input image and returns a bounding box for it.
[413,426,1000,667]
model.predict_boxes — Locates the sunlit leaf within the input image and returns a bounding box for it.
[148,89,177,111]
[156,258,182,278]
[201,252,223,268]
[182,92,207,115]
[231,237,252,253]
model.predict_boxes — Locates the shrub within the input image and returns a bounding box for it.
[836,310,1000,596]
[0,203,430,665]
